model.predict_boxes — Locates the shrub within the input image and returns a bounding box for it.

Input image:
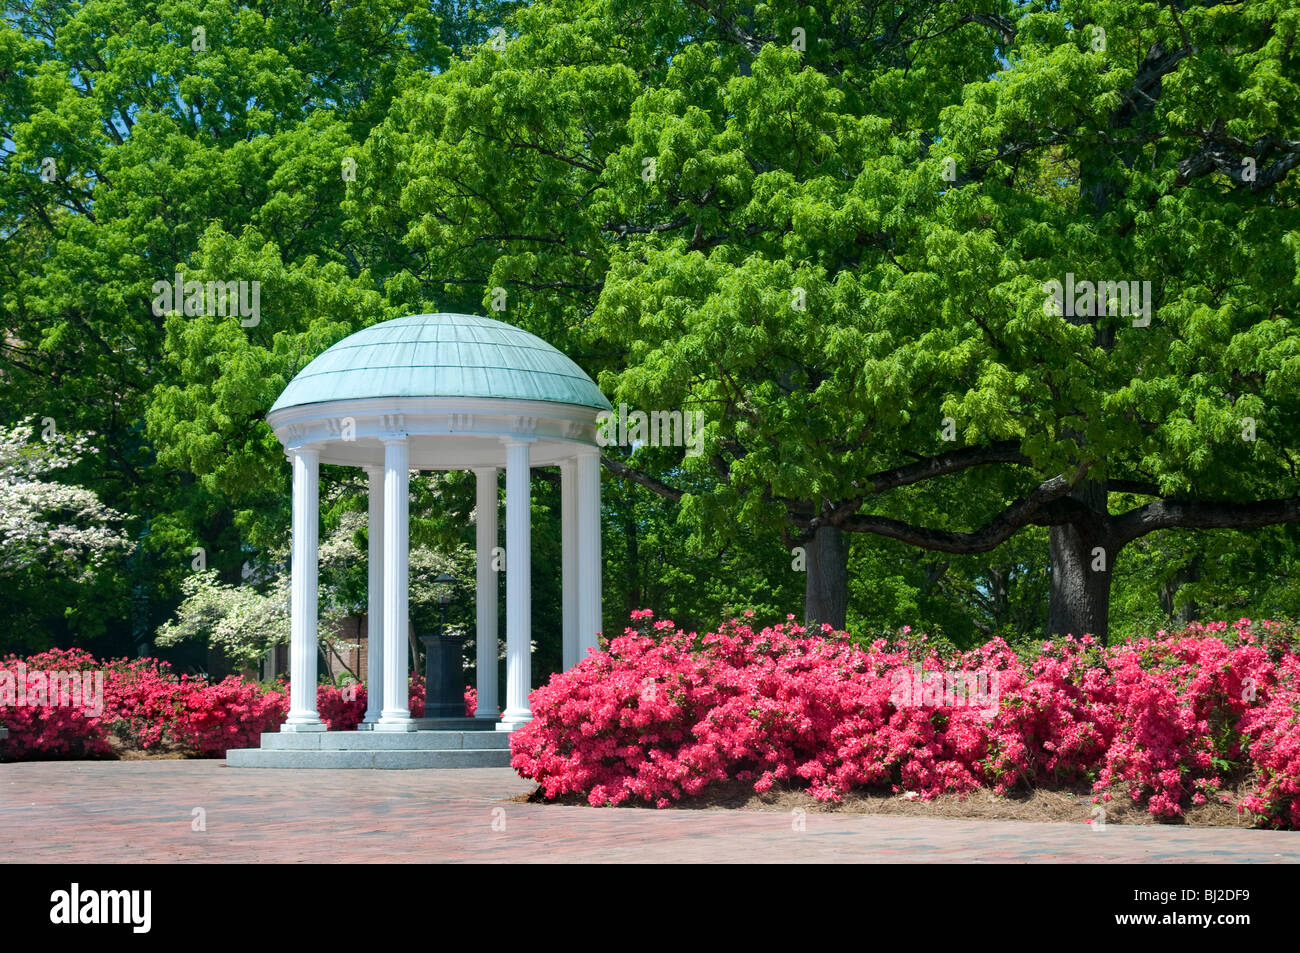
[174,676,289,757]
[100,657,189,750]
[0,648,113,758]
[1090,623,1273,817]
[316,683,368,730]
[1,651,483,759]
[511,612,1300,827]
[1,650,282,758]
[1239,654,1300,828]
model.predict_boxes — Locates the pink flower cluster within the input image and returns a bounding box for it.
[1,648,288,757]
[0,648,114,757]
[315,679,479,728]
[509,614,1300,827]
[171,677,290,757]
[1090,623,1273,817]
[0,649,486,759]
[1238,653,1300,828]
[316,681,369,730]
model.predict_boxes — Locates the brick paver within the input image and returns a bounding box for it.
[1,761,1296,863]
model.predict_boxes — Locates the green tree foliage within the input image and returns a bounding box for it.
[358,0,1300,641]
[3,0,1298,659]
[0,1,501,654]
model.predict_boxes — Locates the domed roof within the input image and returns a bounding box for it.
[270,313,611,413]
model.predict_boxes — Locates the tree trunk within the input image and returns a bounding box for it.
[1158,554,1199,625]
[624,506,640,615]
[989,565,1009,621]
[1047,482,1115,643]
[804,524,849,631]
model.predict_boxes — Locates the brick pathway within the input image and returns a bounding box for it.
[1,761,1296,863]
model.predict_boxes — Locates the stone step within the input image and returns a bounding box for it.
[225,747,512,769]
[345,717,502,731]
[402,717,501,731]
[260,730,513,751]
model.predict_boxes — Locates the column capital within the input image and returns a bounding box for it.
[379,431,408,445]
[500,435,537,447]
[363,462,385,477]
[572,443,601,459]
[287,445,320,460]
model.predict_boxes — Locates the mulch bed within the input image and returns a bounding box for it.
[515,779,1259,827]
[108,736,191,760]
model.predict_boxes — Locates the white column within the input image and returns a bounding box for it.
[498,439,533,730]
[474,467,499,719]
[576,447,602,659]
[376,435,415,731]
[361,465,385,726]
[561,458,579,670]
[283,447,324,731]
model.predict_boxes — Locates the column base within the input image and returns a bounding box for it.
[280,719,326,733]
[374,715,418,732]
[496,711,532,732]
[474,709,498,720]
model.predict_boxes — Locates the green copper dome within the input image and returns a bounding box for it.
[270,313,611,413]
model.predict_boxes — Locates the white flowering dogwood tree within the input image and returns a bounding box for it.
[155,508,366,675]
[0,418,134,624]
[155,489,475,678]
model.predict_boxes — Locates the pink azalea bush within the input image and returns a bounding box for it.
[174,676,289,757]
[1238,653,1300,828]
[1089,621,1275,818]
[101,656,192,749]
[1,650,287,757]
[1,650,485,758]
[316,682,370,729]
[0,648,114,758]
[510,612,1300,827]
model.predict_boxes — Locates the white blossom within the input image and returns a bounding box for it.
[0,417,133,582]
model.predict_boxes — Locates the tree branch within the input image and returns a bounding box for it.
[604,216,691,239]
[820,441,1030,528]
[822,471,1086,554]
[599,455,684,502]
[1106,478,1161,496]
[1113,496,1300,544]
[861,441,1029,495]
[1175,133,1300,191]
[966,13,1017,47]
